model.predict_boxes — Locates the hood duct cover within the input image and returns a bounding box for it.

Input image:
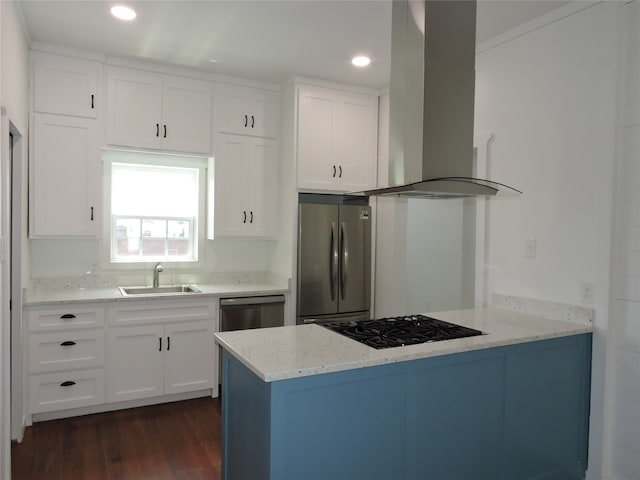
[361,0,521,198]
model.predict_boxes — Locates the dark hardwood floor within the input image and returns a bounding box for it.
[11,397,222,480]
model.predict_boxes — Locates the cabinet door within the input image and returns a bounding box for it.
[212,134,251,237]
[163,76,212,154]
[107,325,164,402]
[33,52,100,118]
[31,113,99,238]
[216,84,278,138]
[164,320,215,395]
[210,135,278,238]
[247,138,278,237]
[297,88,338,190]
[217,84,247,136]
[336,94,378,191]
[106,67,162,149]
[248,90,279,138]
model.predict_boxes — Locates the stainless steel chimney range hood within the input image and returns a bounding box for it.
[361,0,521,199]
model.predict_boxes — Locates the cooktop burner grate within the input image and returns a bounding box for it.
[322,314,484,349]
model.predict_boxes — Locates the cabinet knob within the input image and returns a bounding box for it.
[60,381,76,387]
[244,115,248,128]
[243,211,247,224]
[91,94,95,109]
[90,206,94,221]
[167,336,170,351]
[250,211,254,223]
[333,165,336,178]
[251,115,255,128]
[60,341,76,347]
[156,123,160,137]
[60,314,76,319]
[164,124,167,138]
[339,165,342,178]
[159,337,162,352]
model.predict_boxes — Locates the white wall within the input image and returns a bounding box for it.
[374,95,476,318]
[29,238,274,277]
[608,2,640,478]
[1,1,29,134]
[405,199,467,313]
[474,3,619,479]
[0,0,30,473]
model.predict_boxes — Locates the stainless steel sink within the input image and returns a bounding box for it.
[118,285,202,296]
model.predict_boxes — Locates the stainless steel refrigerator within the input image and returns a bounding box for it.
[297,194,371,325]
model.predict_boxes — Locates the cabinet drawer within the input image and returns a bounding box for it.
[29,330,105,373]
[28,306,105,332]
[30,369,105,413]
[107,300,214,326]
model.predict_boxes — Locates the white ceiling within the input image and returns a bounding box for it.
[18,0,570,89]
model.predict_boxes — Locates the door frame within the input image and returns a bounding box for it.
[1,107,26,462]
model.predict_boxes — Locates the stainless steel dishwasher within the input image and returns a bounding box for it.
[218,295,285,386]
[220,295,285,332]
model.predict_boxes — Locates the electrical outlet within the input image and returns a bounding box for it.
[525,238,537,258]
[581,283,595,304]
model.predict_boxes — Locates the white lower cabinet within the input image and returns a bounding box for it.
[30,369,105,414]
[27,305,106,414]
[106,299,216,403]
[107,324,165,402]
[29,329,105,373]
[107,320,215,402]
[164,321,216,394]
[26,299,216,419]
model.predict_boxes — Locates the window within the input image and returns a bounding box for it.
[104,150,206,263]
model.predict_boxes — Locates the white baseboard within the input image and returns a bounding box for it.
[31,389,214,423]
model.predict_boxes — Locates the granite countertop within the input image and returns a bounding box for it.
[214,307,593,382]
[24,274,289,305]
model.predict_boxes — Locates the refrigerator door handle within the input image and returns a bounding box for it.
[340,221,349,300]
[330,222,339,301]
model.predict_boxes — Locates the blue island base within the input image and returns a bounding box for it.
[222,334,592,480]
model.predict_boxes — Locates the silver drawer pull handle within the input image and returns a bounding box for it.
[60,381,76,387]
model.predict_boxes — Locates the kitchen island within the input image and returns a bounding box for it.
[215,307,593,480]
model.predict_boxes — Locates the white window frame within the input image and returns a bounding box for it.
[102,149,208,270]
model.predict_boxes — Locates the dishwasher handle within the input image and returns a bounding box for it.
[220,295,285,307]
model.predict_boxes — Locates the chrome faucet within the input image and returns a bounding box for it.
[152,262,163,288]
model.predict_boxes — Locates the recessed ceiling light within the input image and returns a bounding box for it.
[111,5,136,21]
[352,56,371,67]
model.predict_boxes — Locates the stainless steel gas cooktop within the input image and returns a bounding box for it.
[322,314,484,349]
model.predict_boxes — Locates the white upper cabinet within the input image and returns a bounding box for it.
[106,66,212,154]
[32,51,101,118]
[216,83,279,138]
[106,67,162,149]
[30,113,100,238]
[297,86,378,192]
[209,133,278,238]
[163,76,213,153]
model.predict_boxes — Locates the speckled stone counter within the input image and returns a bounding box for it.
[24,272,289,305]
[214,307,593,382]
